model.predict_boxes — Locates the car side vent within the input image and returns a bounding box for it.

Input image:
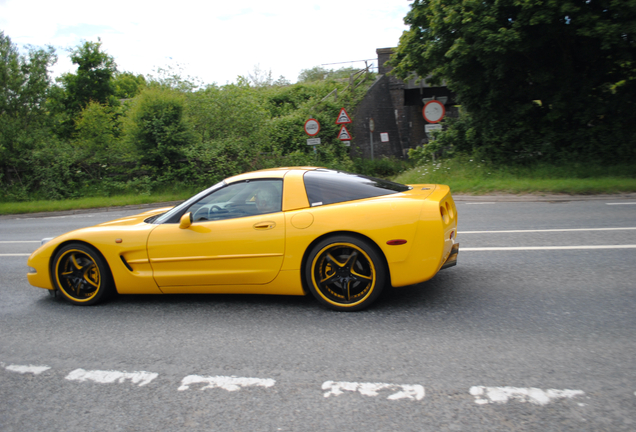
[120,255,133,272]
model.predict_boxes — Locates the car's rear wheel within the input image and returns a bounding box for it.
[52,243,114,305]
[305,235,386,311]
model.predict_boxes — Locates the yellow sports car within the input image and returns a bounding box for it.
[27,167,458,311]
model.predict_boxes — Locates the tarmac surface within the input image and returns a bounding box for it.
[2,192,636,220]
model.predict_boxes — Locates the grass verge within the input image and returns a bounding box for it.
[394,158,636,194]
[2,159,635,215]
[0,192,193,216]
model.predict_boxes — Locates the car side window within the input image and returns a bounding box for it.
[186,179,283,222]
[303,169,410,207]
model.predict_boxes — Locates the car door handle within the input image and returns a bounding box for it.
[253,221,276,230]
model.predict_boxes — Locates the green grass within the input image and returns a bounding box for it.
[2,159,635,215]
[0,192,194,216]
[394,158,636,194]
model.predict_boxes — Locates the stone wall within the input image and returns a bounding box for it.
[350,75,403,159]
[351,48,457,159]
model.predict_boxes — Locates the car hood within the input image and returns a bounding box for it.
[94,207,173,227]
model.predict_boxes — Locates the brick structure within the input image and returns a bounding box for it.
[350,48,457,159]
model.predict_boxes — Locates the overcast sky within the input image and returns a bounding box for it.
[1,0,411,86]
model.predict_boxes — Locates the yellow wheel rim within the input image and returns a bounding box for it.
[55,249,101,302]
[311,242,376,308]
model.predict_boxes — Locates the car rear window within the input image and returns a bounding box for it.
[303,169,411,207]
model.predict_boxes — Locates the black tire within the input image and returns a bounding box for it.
[305,235,386,311]
[52,243,114,306]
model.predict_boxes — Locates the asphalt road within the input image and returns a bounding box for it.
[1,197,635,431]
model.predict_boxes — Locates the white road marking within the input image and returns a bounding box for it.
[39,215,93,219]
[0,254,31,256]
[65,368,158,386]
[322,381,425,401]
[462,245,636,251]
[459,227,636,234]
[5,364,51,375]
[0,241,40,243]
[464,202,497,205]
[470,386,584,406]
[178,375,276,392]
[606,202,636,205]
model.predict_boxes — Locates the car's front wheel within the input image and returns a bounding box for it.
[305,235,386,311]
[52,243,114,305]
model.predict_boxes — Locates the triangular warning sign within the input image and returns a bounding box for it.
[338,125,352,141]
[335,108,352,124]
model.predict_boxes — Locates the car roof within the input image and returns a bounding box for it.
[225,167,322,183]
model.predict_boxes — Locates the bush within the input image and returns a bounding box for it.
[123,87,197,171]
[352,156,413,178]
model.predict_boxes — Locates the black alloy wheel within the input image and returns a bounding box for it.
[52,243,114,305]
[305,235,386,311]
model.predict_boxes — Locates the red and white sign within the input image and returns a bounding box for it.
[423,100,446,123]
[304,118,320,136]
[338,125,352,141]
[335,108,352,124]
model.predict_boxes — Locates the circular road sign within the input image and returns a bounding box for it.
[423,100,446,123]
[304,118,320,136]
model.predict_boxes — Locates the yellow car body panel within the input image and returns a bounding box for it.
[27,167,458,302]
[27,208,165,295]
[147,212,285,287]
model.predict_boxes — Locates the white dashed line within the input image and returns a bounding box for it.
[65,369,158,386]
[469,386,585,406]
[0,241,40,243]
[178,375,276,392]
[462,245,636,251]
[5,364,51,375]
[322,381,425,401]
[2,362,602,407]
[0,254,31,256]
[606,202,636,205]
[459,227,636,234]
[464,202,497,205]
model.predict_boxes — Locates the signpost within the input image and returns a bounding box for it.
[425,121,443,140]
[335,108,352,124]
[304,118,320,136]
[369,118,375,160]
[338,125,352,146]
[423,100,446,123]
[304,118,321,154]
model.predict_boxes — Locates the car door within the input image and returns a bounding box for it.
[147,179,285,289]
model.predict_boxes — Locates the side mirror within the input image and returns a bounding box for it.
[179,212,192,229]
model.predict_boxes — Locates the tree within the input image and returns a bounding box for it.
[123,87,196,171]
[391,0,636,163]
[298,66,329,82]
[0,31,57,184]
[113,72,146,99]
[51,39,118,137]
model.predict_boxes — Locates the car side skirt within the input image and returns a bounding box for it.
[157,269,306,295]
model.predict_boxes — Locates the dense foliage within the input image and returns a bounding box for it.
[0,31,374,202]
[391,0,636,164]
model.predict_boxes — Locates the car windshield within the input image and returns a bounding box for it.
[303,169,411,207]
[151,181,225,224]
